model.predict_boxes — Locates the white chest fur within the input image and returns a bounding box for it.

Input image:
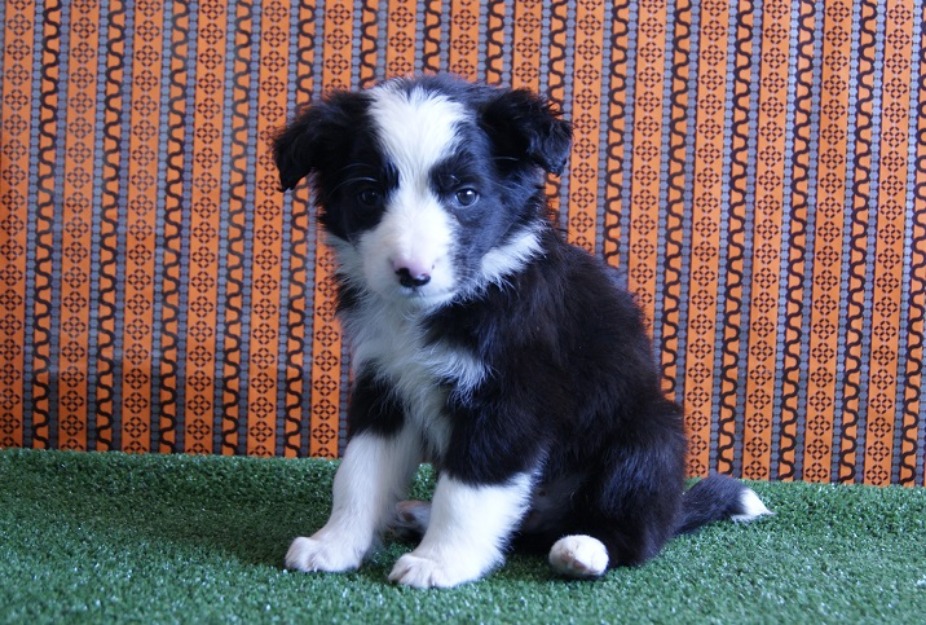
[342,296,487,458]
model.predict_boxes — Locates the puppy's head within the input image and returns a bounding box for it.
[274,75,571,308]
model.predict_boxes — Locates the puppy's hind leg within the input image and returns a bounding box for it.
[389,500,432,541]
[548,535,609,578]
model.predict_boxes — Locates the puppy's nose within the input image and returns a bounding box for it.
[395,266,431,288]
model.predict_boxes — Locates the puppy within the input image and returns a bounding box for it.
[274,75,770,588]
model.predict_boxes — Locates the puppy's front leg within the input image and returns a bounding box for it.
[286,430,419,573]
[388,472,532,588]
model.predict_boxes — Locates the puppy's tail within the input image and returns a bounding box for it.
[674,473,772,535]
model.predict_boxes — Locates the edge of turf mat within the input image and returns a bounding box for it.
[1,448,924,624]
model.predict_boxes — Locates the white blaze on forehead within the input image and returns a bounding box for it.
[357,84,468,306]
[367,83,468,178]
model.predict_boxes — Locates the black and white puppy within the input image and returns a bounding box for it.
[274,75,770,588]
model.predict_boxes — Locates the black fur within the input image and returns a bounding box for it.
[275,75,764,572]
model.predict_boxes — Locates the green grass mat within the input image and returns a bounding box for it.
[1,448,924,624]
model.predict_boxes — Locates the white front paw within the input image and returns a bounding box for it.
[285,536,364,573]
[388,553,478,589]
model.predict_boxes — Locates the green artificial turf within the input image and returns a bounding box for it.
[1,448,924,624]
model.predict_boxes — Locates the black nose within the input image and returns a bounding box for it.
[395,267,431,288]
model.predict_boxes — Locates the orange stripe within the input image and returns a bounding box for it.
[683,0,730,477]
[308,237,342,459]
[307,0,357,458]
[447,0,480,81]
[183,0,229,454]
[510,0,542,91]
[0,0,37,448]
[245,1,292,457]
[120,0,168,453]
[566,0,604,254]
[57,0,102,451]
[384,0,417,78]
[801,0,850,483]
[740,0,791,481]
[862,0,915,484]
[627,0,668,324]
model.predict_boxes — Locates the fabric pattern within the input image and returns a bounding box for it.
[0,0,924,485]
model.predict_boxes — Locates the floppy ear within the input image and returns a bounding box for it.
[480,89,572,175]
[273,91,367,191]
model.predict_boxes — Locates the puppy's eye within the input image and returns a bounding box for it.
[454,188,479,207]
[356,189,382,208]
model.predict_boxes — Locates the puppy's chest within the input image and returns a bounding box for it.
[345,303,487,447]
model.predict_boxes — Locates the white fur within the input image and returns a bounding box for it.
[285,431,421,572]
[388,473,533,588]
[342,302,480,456]
[480,226,544,288]
[731,487,773,523]
[549,535,610,578]
[358,84,469,305]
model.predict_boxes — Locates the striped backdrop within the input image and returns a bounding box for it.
[1,0,924,485]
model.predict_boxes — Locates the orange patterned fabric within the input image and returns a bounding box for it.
[1,0,924,485]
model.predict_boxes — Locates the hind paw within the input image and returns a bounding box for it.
[549,535,609,578]
[388,500,431,540]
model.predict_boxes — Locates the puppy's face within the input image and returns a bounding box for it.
[274,77,571,308]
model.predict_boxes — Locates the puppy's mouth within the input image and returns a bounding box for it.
[394,283,457,308]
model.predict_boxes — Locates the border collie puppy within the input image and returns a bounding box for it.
[274,75,770,588]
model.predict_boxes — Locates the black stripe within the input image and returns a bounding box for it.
[94,1,129,451]
[30,0,65,449]
[777,0,816,480]
[659,0,693,398]
[715,0,754,476]
[839,0,879,483]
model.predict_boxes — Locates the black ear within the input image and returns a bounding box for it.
[480,89,572,175]
[273,91,367,191]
